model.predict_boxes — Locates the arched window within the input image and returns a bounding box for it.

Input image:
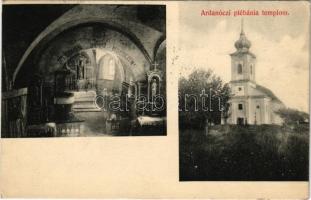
[250,65,253,74]
[108,58,115,77]
[97,55,116,80]
[238,64,243,74]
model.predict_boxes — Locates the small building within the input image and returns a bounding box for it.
[227,22,285,125]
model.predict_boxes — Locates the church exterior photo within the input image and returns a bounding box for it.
[227,23,285,125]
[178,10,309,181]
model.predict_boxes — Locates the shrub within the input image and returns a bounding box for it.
[180,125,309,181]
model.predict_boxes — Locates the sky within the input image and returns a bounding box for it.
[177,1,310,113]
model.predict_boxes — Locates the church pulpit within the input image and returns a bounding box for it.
[54,64,77,94]
[54,92,84,136]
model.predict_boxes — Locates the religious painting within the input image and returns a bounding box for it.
[2,4,167,137]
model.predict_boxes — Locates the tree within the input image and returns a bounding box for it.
[179,69,231,129]
[276,108,309,125]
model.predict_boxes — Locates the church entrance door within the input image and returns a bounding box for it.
[237,117,244,125]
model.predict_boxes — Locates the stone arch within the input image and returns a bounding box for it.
[153,35,166,60]
[154,39,166,72]
[12,8,163,85]
[116,54,142,83]
[148,73,162,82]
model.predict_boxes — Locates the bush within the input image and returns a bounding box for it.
[180,125,309,181]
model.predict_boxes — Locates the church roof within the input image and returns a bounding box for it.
[234,31,251,50]
[231,19,256,58]
[230,51,256,58]
[256,84,283,104]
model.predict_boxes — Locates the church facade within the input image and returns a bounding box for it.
[227,24,284,125]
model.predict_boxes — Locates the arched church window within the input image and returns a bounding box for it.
[250,65,253,74]
[108,58,116,77]
[97,55,116,80]
[238,64,243,74]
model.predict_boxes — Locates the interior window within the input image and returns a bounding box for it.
[108,59,115,77]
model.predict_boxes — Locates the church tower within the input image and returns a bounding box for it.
[228,20,257,125]
[230,20,256,83]
[226,20,285,125]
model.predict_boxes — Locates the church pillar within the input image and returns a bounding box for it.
[137,82,142,98]
[147,80,150,101]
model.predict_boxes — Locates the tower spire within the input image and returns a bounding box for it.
[241,18,244,35]
[234,19,251,51]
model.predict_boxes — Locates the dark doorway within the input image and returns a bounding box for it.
[237,117,244,125]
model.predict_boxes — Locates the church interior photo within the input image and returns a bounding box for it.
[2,4,167,137]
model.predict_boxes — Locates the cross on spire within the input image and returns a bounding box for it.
[241,18,244,35]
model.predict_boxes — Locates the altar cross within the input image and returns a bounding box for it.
[152,61,159,70]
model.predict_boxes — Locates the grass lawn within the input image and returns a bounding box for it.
[179,124,309,181]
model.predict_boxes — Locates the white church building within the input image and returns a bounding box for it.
[227,23,285,125]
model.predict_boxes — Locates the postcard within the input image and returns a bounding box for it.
[0,1,309,198]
